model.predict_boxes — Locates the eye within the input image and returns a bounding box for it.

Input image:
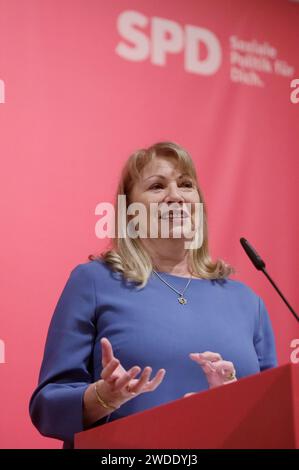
[180,180,193,188]
[148,180,193,190]
[149,183,163,190]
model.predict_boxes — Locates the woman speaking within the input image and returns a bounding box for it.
[29,141,277,449]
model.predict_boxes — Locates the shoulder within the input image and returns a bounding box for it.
[68,258,121,285]
[69,258,110,276]
[217,277,261,310]
[223,278,259,298]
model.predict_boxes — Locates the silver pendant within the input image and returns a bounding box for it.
[178,296,187,304]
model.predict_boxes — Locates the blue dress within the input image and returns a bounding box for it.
[29,259,277,448]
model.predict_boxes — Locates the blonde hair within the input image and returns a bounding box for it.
[89,141,235,288]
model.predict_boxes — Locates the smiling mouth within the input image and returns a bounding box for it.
[160,210,190,220]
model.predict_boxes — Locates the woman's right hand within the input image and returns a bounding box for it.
[97,337,166,409]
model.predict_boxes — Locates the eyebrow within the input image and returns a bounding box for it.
[143,173,191,182]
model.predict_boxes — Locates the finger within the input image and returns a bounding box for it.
[194,352,222,362]
[101,337,115,368]
[129,367,153,394]
[200,361,216,374]
[223,375,237,384]
[189,354,217,374]
[213,360,236,377]
[113,366,141,391]
[105,374,119,384]
[189,351,222,363]
[223,376,237,385]
[142,368,166,392]
[101,357,120,381]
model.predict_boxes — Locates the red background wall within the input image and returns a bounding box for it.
[0,0,298,448]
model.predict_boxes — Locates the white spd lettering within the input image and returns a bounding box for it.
[116,10,222,75]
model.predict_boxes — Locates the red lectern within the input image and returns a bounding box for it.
[75,363,299,449]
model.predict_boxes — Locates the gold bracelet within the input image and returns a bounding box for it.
[94,382,118,411]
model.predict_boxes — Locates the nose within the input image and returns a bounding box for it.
[164,183,185,204]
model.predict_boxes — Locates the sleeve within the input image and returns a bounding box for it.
[29,263,109,444]
[253,296,278,371]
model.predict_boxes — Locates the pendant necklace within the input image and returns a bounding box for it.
[153,270,193,304]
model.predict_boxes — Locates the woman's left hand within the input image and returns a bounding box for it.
[184,351,237,397]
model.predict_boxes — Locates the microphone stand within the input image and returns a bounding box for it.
[240,237,299,323]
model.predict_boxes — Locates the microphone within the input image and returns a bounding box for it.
[240,237,299,322]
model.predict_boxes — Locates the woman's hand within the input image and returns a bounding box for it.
[184,351,237,397]
[98,337,166,409]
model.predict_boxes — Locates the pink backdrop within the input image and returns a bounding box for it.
[0,0,298,448]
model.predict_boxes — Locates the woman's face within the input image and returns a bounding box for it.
[128,156,201,240]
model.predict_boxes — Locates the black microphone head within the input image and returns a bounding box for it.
[240,237,266,271]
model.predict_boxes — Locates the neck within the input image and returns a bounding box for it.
[140,238,191,276]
